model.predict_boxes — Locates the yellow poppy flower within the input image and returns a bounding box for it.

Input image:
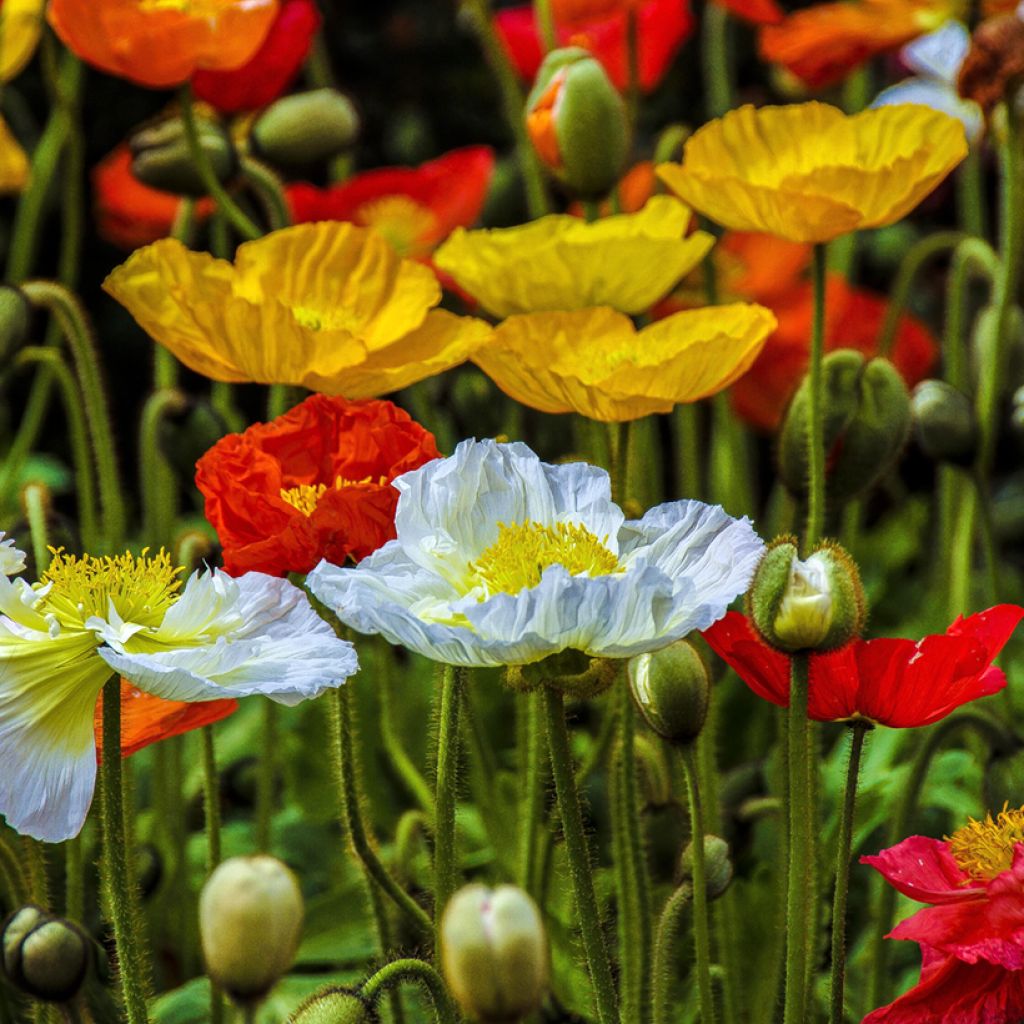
[103,223,492,398]
[657,103,967,243]
[0,117,28,194]
[472,304,777,422]
[433,195,715,317]
[0,0,44,82]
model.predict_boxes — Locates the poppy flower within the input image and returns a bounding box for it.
[286,147,496,259]
[0,0,45,82]
[102,222,492,398]
[494,0,694,93]
[657,102,968,244]
[94,681,237,759]
[307,439,764,668]
[861,808,1024,1021]
[758,0,953,89]
[702,606,1024,727]
[195,394,441,578]
[717,0,783,24]
[192,0,320,113]
[93,145,215,251]
[46,0,279,90]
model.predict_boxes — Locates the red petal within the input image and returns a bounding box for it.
[715,0,783,24]
[702,612,791,707]
[860,835,982,905]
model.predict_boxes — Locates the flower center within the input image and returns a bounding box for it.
[279,475,389,516]
[469,521,621,597]
[290,305,364,333]
[38,548,183,625]
[355,196,439,257]
[948,805,1024,881]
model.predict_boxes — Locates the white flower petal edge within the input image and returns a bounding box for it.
[307,439,765,667]
[0,531,26,576]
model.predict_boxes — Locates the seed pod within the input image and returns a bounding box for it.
[628,640,709,746]
[251,89,360,168]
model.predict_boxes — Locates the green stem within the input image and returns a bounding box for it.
[326,687,433,935]
[380,650,436,817]
[360,958,457,1024]
[543,686,619,1024]
[681,745,716,1024]
[64,834,84,922]
[255,700,277,852]
[178,83,262,241]
[139,389,188,549]
[433,664,464,934]
[944,237,999,392]
[971,472,1002,604]
[804,244,828,553]
[100,678,151,1024]
[609,420,630,506]
[828,722,869,1024]
[200,727,224,1024]
[22,483,52,573]
[651,882,693,1024]
[626,8,640,129]
[957,145,987,241]
[534,0,557,51]
[239,155,292,231]
[783,656,812,1024]
[518,688,545,896]
[701,4,734,119]
[674,404,703,500]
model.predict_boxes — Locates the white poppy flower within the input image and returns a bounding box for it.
[0,549,358,843]
[307,440,763,668]
[0,532,26,576]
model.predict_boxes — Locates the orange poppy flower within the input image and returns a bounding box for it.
[93,145,214,251]
[759,0,955,88]
[47,0,279,89]
[195,394,441,577]
[94,680,238,759]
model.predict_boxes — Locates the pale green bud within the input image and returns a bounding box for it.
[628,640,709,746]
[288,985,374,1024]
[680,835,733,901]
[911,380,978,465]
[252,89,360,168]
[130,115,237,198]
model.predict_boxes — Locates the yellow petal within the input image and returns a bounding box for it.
[0,116,28,194]
[434,195,715,316]
[0,0,43,82]
[475,304,776,422]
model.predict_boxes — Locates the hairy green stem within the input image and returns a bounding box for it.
[200,726,224,1024]
[139,389,188,549]
[239,155,292,231]
[433,664,464,934]
[360,958,457,1024]
[652,882,693,1024]
[22,483,52,573]
[805,244,828,552]
[518,688,545,896]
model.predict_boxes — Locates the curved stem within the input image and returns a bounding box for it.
[433,664,464,934]
[944,237,1000,392]
[100,677,151,1024]
[681,744,717,1024]
[239,155,292,231]
[534,0,556,51]
[828,722,869,1024]
[360,958,457,1024]
[652,881,693,1024]
[543,686,619,1024]
[804,244,828,553]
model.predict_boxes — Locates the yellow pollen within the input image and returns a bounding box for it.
[291,304,364,333]
[138,0,239,13]
[38,548,184,625]
[469,521,621,597]
[280,475,389,516]
[355,196,438,257]
[947,804,1024,882]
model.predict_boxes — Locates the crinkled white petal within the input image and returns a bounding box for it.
[0,533,26,577]
[873,79,983,144]
[900,21,969,82]
[99,573,357,706]
[0,624,108,843]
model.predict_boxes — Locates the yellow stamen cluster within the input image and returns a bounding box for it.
[469,521,621,597]
[948,804,1024,881]
[38,547,184,625]
[356,196,438,255]
[279,475,389,517]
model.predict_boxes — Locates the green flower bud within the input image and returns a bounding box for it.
[441,884,549,1023]
[525,48,630,199]
[911,380,978,466]
[252,89,360,168]
[0,285,31,361]
[680,835,733,901]
[2,907,91,1003]
[627,640,709,746]
[289,986,375,1024]
[748,538,865,653]
[778,350,911,503]
[199,855,304,1006]
[131,115,237,198]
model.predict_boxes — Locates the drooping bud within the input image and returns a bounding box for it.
[0,285,31,361]
[627,640,709,746]
[441,884,549,1023]
[288,985,374,1024]
[958,15,1024,114]
[2,907,91,1003]
[778,350,911,503]
[199,855,304,1006]
[748,538,865,653]
[251,89,360,169]
[911,380,978,466]
[680,835,734,901]
[130,114,237,198]
[525,48,630,199]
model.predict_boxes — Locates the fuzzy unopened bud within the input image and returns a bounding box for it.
[252,89,360,168]
[525,48,629,199]
[441,884,549,1023]
[288,985,373,1024]
[199,855,304,1005]
[2,907,91,1003]
[911,380,978,465]
[748,538,865,653]
[958,15,1024,113]
[628,640,709,746]
[131,115,237,198]
[681,835,733,901]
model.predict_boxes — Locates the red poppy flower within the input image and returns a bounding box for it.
[286,147,495,259]
[702,605,1024,726]
[192,0,320,113]
[494,0,694,93]
[716,0,783,25]
[93,144,215,251]
[196,394,441,578]
[861,812,1024,1021]
[95,680,238,760]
